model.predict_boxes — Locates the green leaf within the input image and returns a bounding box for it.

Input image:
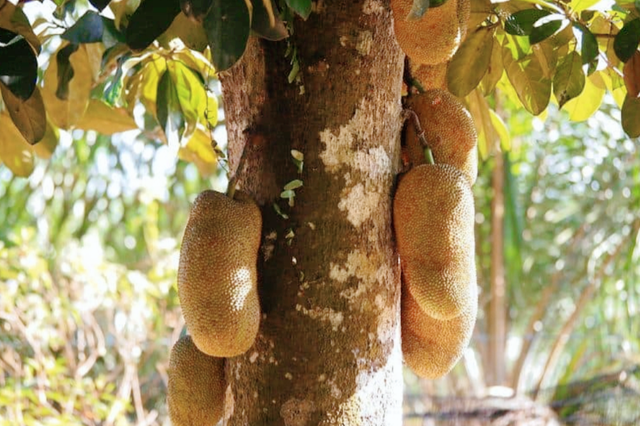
[529,18,563,44]
[569,0,601,13]
[504,9,552,36]
[286,0,312,19]
[180,0,213,22]
[284,179,303,190]
[168,61,206,137]
[502,40,551,115]
[89,0,111,11]
[553,51,585,108]
[55,43,79,100]
[621,94,640,138]
[204,0,251,71]
[614,18,640,63]
[0,30,38,100]
[156,70,185,146]
[126,0,181,51]
[572,22,598,73]
[0,83,46,145]
[61,11,105,44]
[447,26,495,97]
[252,0,289,41]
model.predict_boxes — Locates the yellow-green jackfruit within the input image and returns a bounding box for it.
[393,164,476,320]
[405,89,477,185]
[402,282,477,379]
[167,335,226,425]
[178,190,261,357]
[411,61,448,92]
[391,0,469,66]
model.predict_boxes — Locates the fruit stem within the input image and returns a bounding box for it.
[402,108,431,153]
[424,148,435,165]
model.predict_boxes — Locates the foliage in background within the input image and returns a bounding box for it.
[0,131,215,425]
[404,95,640,424]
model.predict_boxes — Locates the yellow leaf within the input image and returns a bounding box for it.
[562,72,605,121]
[83,43,106,82]
[109,0,140,31]
[41,44,93,129]
[0,114,35,177]
[74,99,138,134]
[32,121,59,160]
[0,2,41,53]
[467,90,498,159]
[161,12,208,52]
[178,126,218,176]
[0,83,46,144]
[489,109,511,152]
[127,56,166,116]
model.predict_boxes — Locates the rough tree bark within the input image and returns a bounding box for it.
[219,1,405,424]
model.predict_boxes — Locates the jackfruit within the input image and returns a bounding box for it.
[411,62,448,92]
[178,190,261,357]
[393,164,476,320]
[167,335,226,426]
[405,89,477,185]
[402,281,477,379]
[391,0,466,66]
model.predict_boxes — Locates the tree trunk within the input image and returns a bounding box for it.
[219,2,405,424]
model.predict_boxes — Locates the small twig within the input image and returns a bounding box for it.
[226,140,250,199]
[402,109,428,150]
[402,108,435,166]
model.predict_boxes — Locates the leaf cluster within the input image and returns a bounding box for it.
[446,0,640,140]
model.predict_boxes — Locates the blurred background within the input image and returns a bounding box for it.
[1,1,640,425]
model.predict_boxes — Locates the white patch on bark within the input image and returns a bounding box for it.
[353,326,403,425]
[338,183,379,228]
[224,384,235,421]
[296,304,344,330]
[327,377,343,399]
[363,0,384,15]
[281,398,316,426]
[330,250,394,307]
[318,97,397,228]
[356,31,373,56]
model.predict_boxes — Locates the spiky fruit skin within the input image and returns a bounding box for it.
[391,0,464,66]
[178,190,261,357]
[405,89,477,185]
[402,281,477,379]
[393,164,476,320]
[167,335,226,426]
[411,62,448,92]
[457,0,471,42]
